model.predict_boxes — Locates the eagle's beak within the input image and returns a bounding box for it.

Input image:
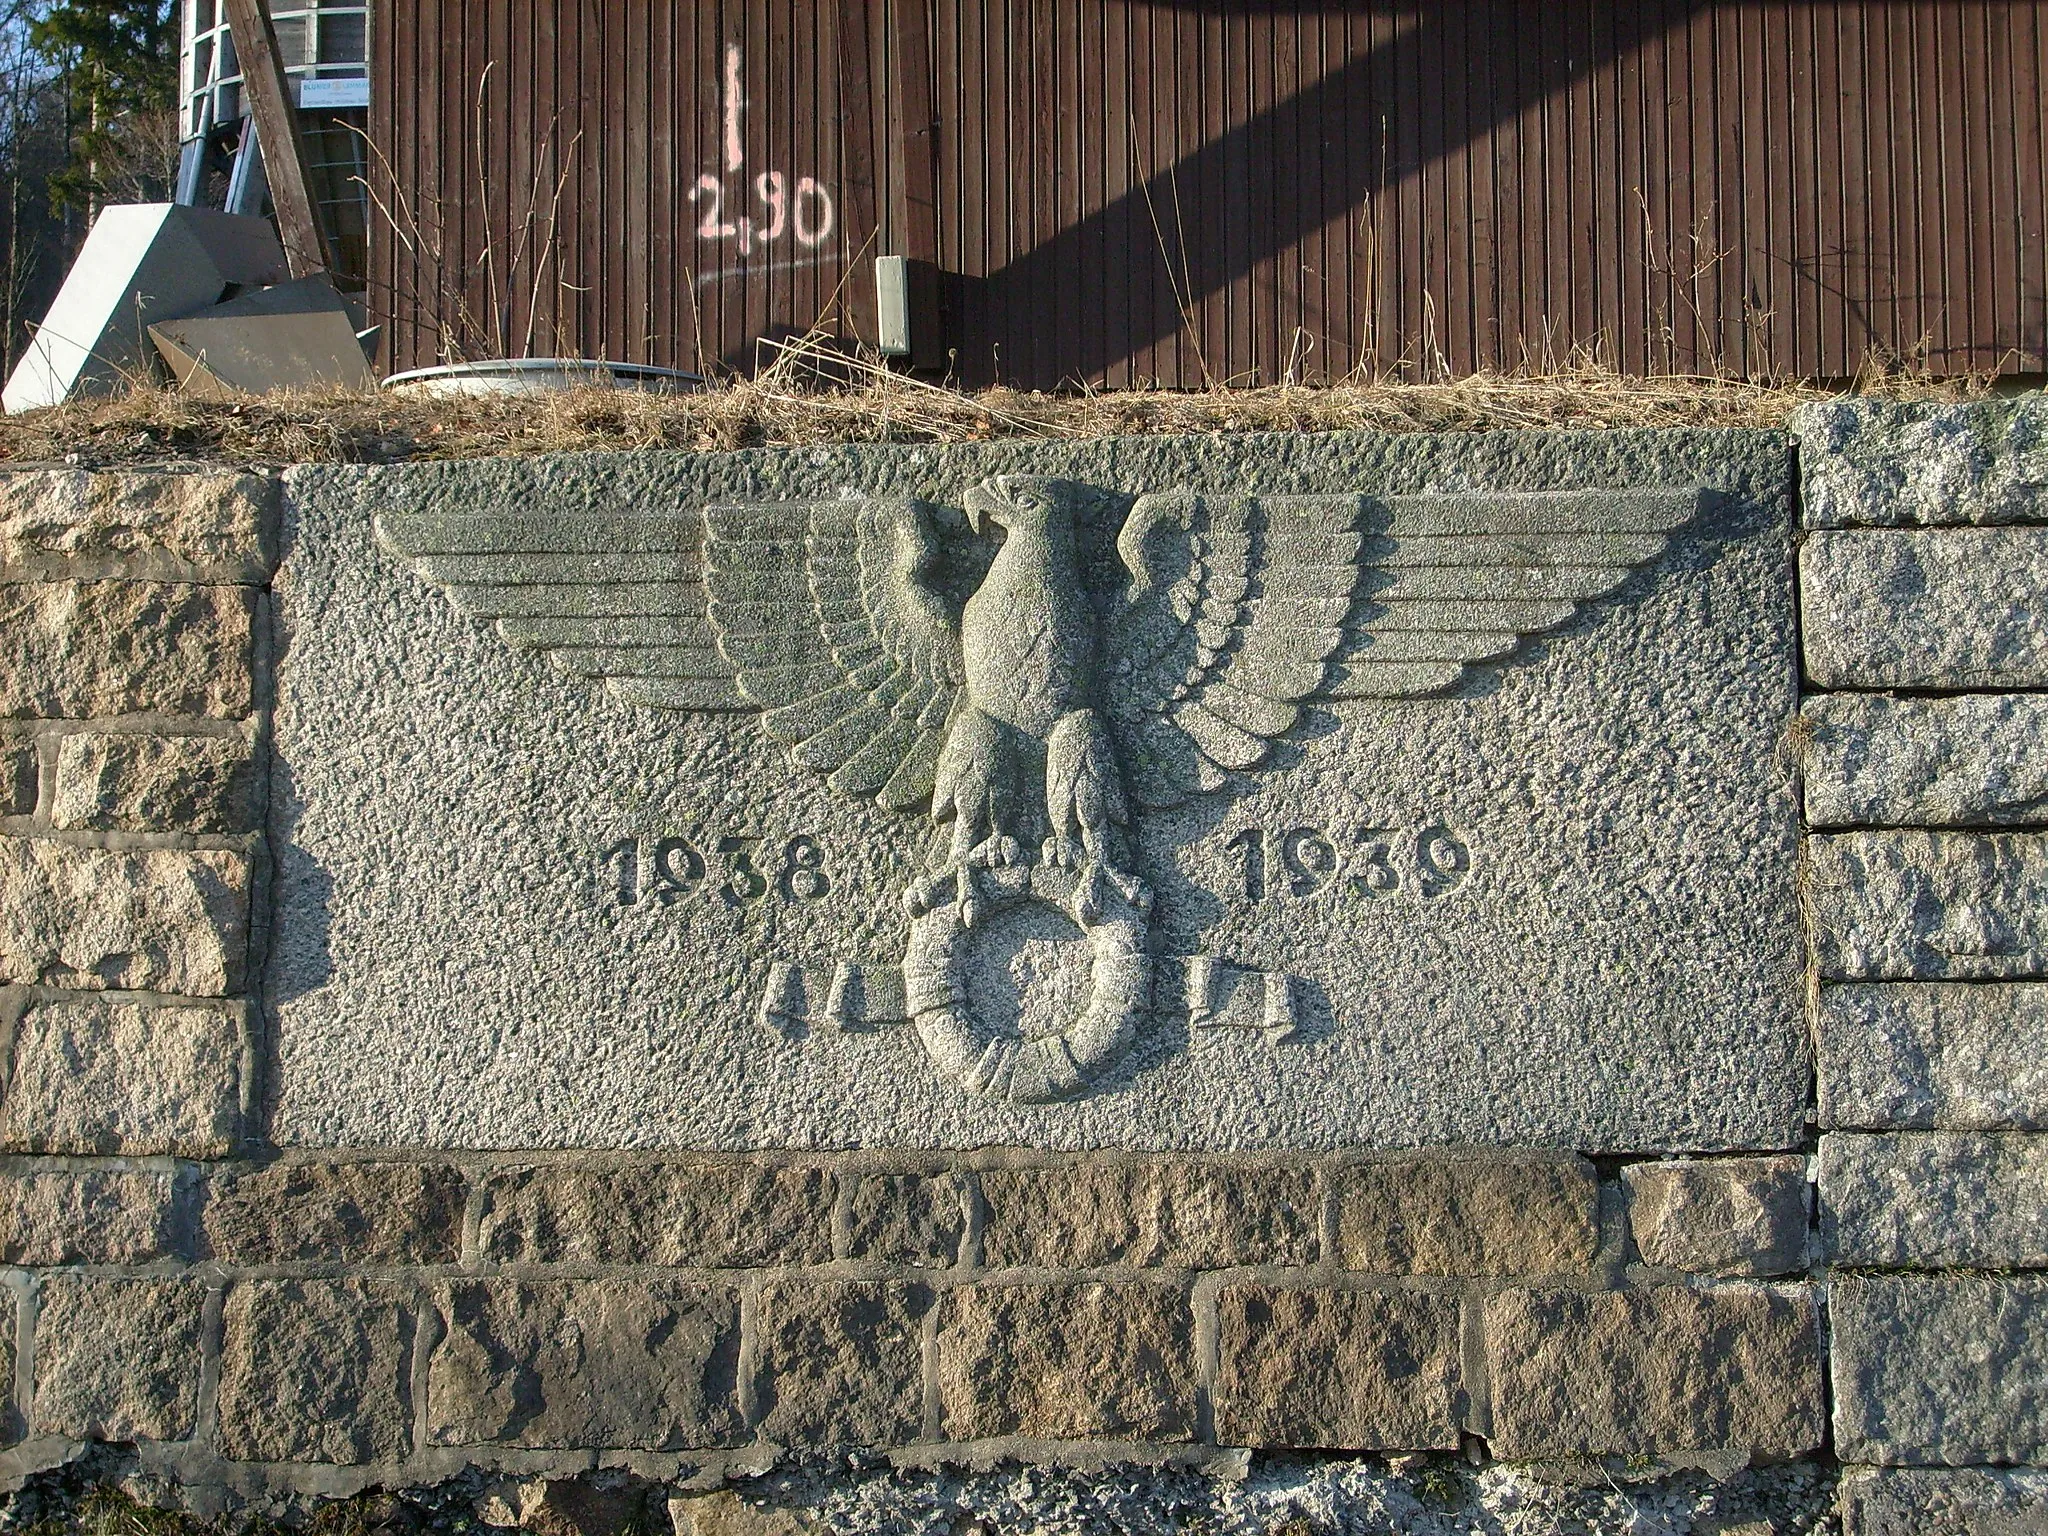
[965,497,983,535]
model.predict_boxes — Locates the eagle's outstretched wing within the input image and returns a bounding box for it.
[373,498,963,811]
[1102,487,1700,808]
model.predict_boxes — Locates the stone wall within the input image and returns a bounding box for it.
[0,406,2041,1533]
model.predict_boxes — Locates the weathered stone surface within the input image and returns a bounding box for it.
[1802,529,2048,689]
[981,1160,1318,1269]
[670,1490,820,1536]
[1623,1157,1808,1277]
[30,1276,205,1442]
[202,1160,464,1264]
[753,1281,929,1446]
[475,1163,832,1267]
[1334,1155,1598,1275]
[1485,1285,1823,1459]
[1,735,33,817]
[1833,1273,2048,1464]
[1795,399,2048,529]
[0,581,254,719]
[0,1164,182,1264]
[0,994,242,1156]
[217,1279,413,1464]
[1810,831,2048,980]
[52,730,258,833]
[1212,1285,1461,1450]
[0,839,249,993]
[272,437,1804,1153]
[845,1173,969,1267]
[936,1281,1195,1441]
[0,469,275,581]
[428,1279,743,1449]
[1840,1467,2048,1536]
[1821,1132,2048,1268]
[1803,693,2048,829]
[1819,982,2048,1129]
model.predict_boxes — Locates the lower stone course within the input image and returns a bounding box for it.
[935,1282,1194,1442]
[1484,1285,1824,1461]
[217,1279,412,1465]
[753,1281,928,1447]
[977,1160,1319,1270]
[200,1160,465,1265]
[427,1279,744,1451]
[1833,1272,2048,1466]
[1622,1156,1809,1276]
[1333,1155,1598,1276]
[1211,1285,1461,1450]
[30,1276,206,1444]
[474,1164,835,1269]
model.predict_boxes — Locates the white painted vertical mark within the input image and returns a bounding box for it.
[723,44,745,173]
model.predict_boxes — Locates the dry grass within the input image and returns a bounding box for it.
[0,345,1998,469]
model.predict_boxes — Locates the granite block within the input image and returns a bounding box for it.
[1832,1272,2048,1465]
[1810,831,2048,981]
[1211,1285,1461,1450]
[1802,529,2048,689]
[1485,1285,1824,1460]
[1821,1132,2048,1269]
[217,1279,414,1464]
[1624,1157,1808,1277]
[1818,982,2048,1130]
[0,581,254,720]
[1803,693,2048,829]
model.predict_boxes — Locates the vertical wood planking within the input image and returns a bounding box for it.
[369,0,2048,385]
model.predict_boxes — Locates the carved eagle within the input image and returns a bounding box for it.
[378,477,1694,918]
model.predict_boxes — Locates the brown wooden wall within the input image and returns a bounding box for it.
[369,1,2048,386]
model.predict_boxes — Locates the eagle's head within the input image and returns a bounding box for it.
[963,474,1081,536]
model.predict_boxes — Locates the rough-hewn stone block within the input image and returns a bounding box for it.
[1803,693,2048,829]
[1840,1467,2048,1536]
[474,1162,832,1268]
[1821,1132,2048,1269]
[1802,530,2048,689]
[202,1161,465,1265]
[31,1276,206,1442]
[1833,1273,2048,1464]
[752,1281,929,1446]
[1211,1285,1461,1450]
[1623,1157,1808,1277]
[0,839,250,994]
[1795,399,2048,530]
[936,1282,1195,1441]
[0,581,254,719]
[1333,1155,1598,1275]
[0,469,275,581]
[1,994,242,1156]
[217,1279,413,1464]
[1810,831,2048,980]
[427,1279,743,1449]
[0,1164,182,1264]
[979,1159,1317,1270]
[1,735,33,817]
[1819,982,2048,1130]
[1485,1285,1823,1459]
[844,1172,968,1267]
[52,731,258,833]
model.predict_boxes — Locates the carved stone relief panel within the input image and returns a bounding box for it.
[267,433,1804,1150]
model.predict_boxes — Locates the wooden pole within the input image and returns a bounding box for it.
[221,0,328,277]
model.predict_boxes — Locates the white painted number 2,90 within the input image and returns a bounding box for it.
[692,46,836,256]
